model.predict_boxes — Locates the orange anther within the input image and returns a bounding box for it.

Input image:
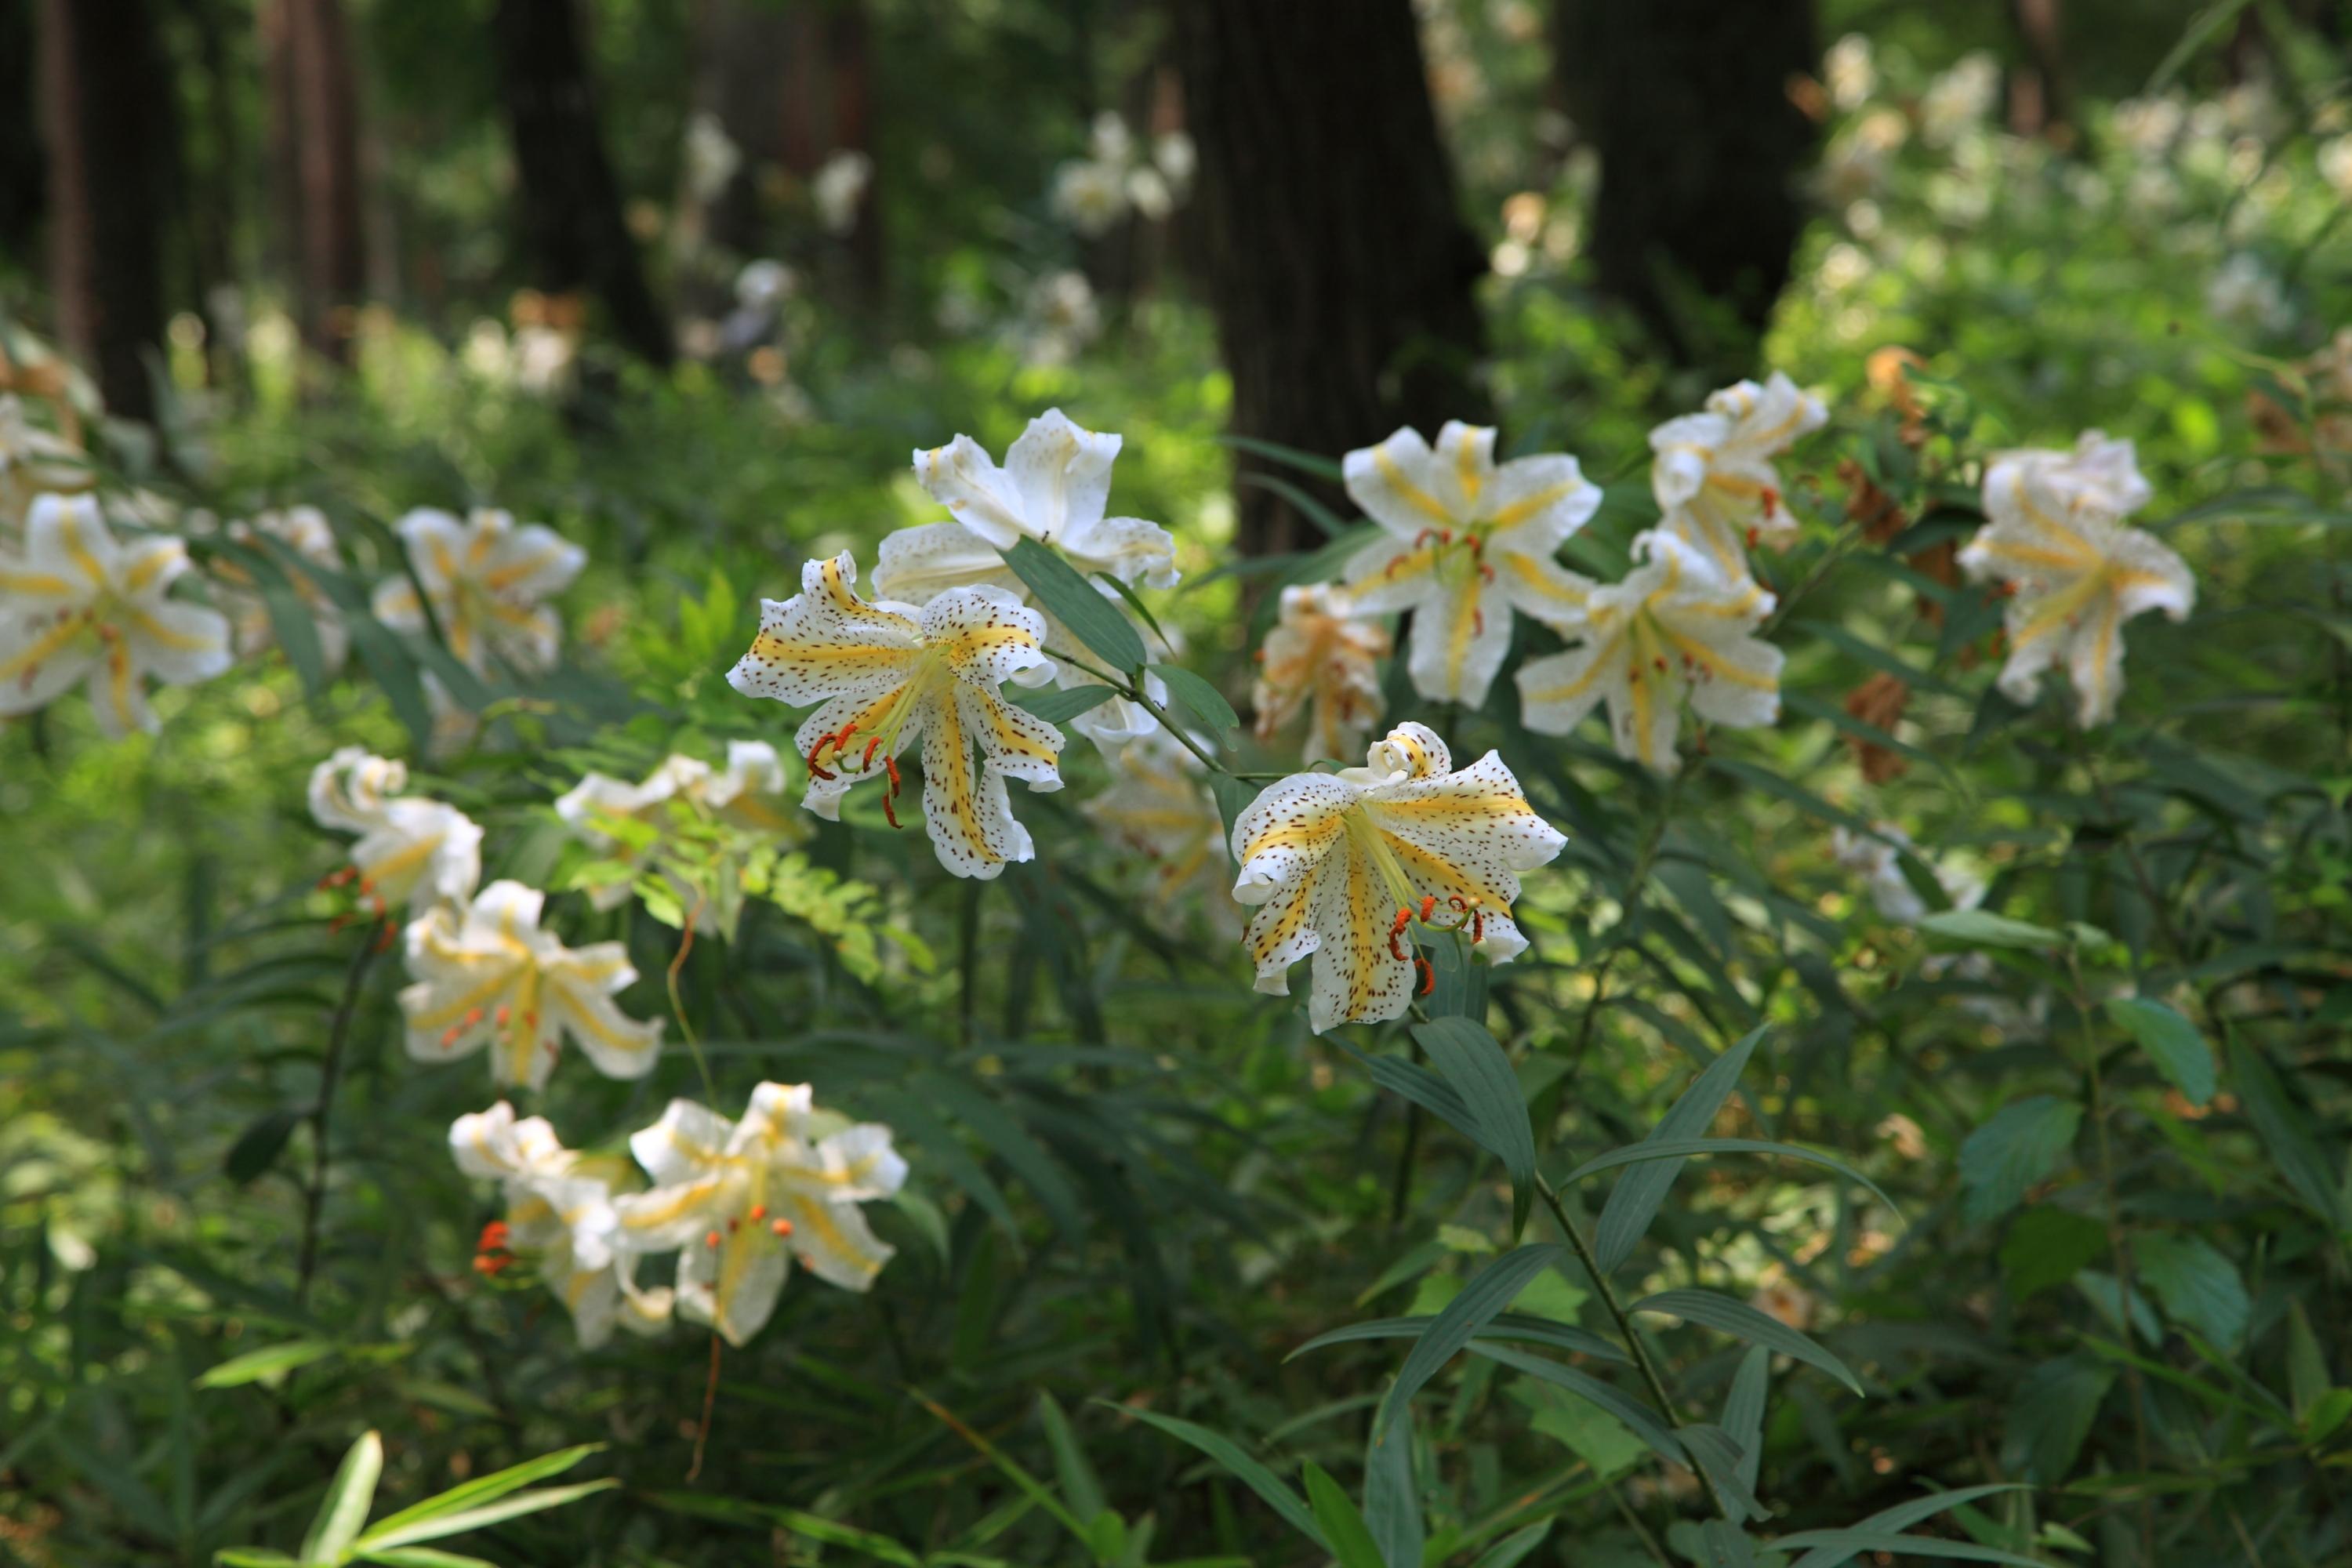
[1418,895,1437,922]
[1387,906,1413,962]
[769,1218,794,1237]
[749,1203,768,1220]
[1414,956,1436,995]
[861,735,884,771]
[704,1229,723,1249]
[1762,486,1780,521]
[494,1004,511,1027]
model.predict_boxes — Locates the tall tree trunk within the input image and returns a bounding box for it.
[36,0,172,423]
[1174,0,1490,559]
[687,0,795,259]
[1555,0,1817,380]
[490,0,673,366]
[268,0,366,363]
[0,0,42,262]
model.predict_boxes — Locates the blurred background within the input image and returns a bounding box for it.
[4,0,2347,552]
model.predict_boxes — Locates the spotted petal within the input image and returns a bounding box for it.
[1229,771,1353,904]
[1344,426,1460,541]
[729,552,921,707]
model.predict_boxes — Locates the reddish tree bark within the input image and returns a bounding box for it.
[262,0,367,363]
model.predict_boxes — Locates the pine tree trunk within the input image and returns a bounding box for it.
[1173,0,1490,559]
[262,0,366,364]
[36,0,172,422]
[1555,0,1817,379]
[490,0,673,366]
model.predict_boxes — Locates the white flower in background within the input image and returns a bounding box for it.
[450,1102,672,1348]
[683,111,743,204]
[307,746,484,913]
[1824,34,1876,112]
[1050,113,1194,237]
[813,150,873,235]
[735,259,798,313]
[1250,583,1390,764]
[1960,441,2194,728]
[211,505,349,672]
[1081,730,1239,927]
[309,746,409,832]
[1231,722,1566,1033]
[611,1083,907,1347]
[1830,824,1937,924]
[0,494,233,738]
[1340,421,1601,708]
[728,552,1063,879]
[1515,531,1784,776]
[2318,136,2352,201]
[1920,52,2000,147]
[1018,270,1101,366]
[371,507,585,679]
[1052,158,1130,237]
[2205,253,2290,334]
[512,327,577,397]
[1650,372,1828,581]
[555,742,797,913]
[0,395,89,529]
[399,880,663,1090]
[1993,430,2153,518]
[2113,96,2185,159]
[878,408,1178,746]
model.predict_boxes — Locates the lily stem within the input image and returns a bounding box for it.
[1535,1173,1679,1424]
[296,928,381,1308]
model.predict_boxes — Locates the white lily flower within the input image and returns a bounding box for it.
[1960,441,2194,728]
[611,1083,907,1347]
[728,552,1063,880]
[1080,731,1240,928]
[0,396,90,529]
[1230,722,1566,1033]
[1648,372,1828,580]
[307,747,483,913]
[1339,421,1600,709]
[1831,822,1986,925]
[554,742,799,913]
[370,506,585,679]
[877,409,1178,746]
[308,746,409,832]
[0,493,234,737]
[1514,531,1784,776]
[1250,583,1391,764]
[450,1102,673,1348]
[399,880,662,1089]
[211,505,349,672]
[1985,430,2152,517]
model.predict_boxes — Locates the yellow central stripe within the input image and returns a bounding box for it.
[0,612,90,681]
[1486,480,1582,531]
[1523,632,1624,705]
[56,510,107,589]
[1455,426,1484,508]
[1502,553,1586,604]
[931,690,999,862]
[1373,447,1455,527]
[1661,625,1775,689]
[1444,578,1482,695]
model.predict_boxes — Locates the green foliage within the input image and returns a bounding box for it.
[8,3,2352,1565]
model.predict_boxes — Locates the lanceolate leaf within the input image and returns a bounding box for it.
[1009,683,1119,724]
[1412,1018,1537,1238]
[1301,1462,1387,1568]
[1468,1343,1684,1465]
[1287,1311,1628,1365]
[1679,1422,1769,1523]
[1774,1532,2045,1567]
[1363,1406,1421,1568]
[2224,1030,2347,1227]
[1003,537,1146,673]
[1593,1027,1766,1274]
[1374,1245,1563,1439]
[1632,1288,1865,1396]
[1787,1485,2028,1568]
[1341,1043,1478,1144]
[1723,1347,1771,1492]
[1150,662,1240,739]
[299,1429,383,1566]
[1114,1406,1329,1553]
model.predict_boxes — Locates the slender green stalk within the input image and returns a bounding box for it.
[296,931,381,1308]
[1534,1174,1679,1425]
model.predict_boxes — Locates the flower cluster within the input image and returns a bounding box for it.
[1957,432,2194,728]
[446,1082,907,1349]
[0,494,234,737]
